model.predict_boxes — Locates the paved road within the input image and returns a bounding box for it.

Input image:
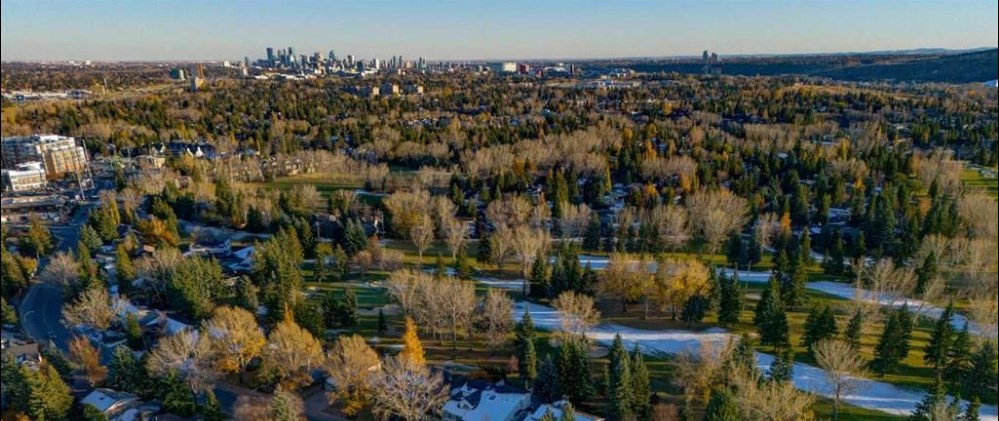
[19,203,94,353]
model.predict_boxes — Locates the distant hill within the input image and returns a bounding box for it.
[614,49,999,84]
[816,49,999,83]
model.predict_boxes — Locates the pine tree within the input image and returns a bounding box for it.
[965,341,998,400]
[680,295,709,325]
[872,306,914,375]
[754,277,790,350]
[769,348,795,384]
[964,396,981,421]
[946,323,972,387]
[453,249,473,280]
[534,356,562,404]
[703,389,740,421]
[803,306,839,356]
[529,256,551,299]
[516,311,539,385]
[910,380,960,421]
[343,219,367,257]
[80,224,103,253]
[558,337,594,404]
[340,288,359,327]
[583,214,602,252]
[607,335,634,421]
[844,309,864,350]
[717,273,742,327]
[560,403,578,421]
[377,308,388,334]
[924,302,956,373]
[159,371,197,417]
[400,317,425,368]
[201,390,226,421]
[915,252,938,295]
[272,385,303,421]
[630,345,653,421]
[435,254,448,279]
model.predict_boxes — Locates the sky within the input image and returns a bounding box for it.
[1,0,997,62]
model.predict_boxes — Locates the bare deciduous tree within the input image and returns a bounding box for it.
[62,287,121,331]
[409,214,436,265]
[671,341,733,405]
[486,195,533,230]
[480,289,515,348]
[511,226,549,282]
[814,340,868,421]
[730,366,816,421]
[439,277,477,349]
[442,216,468,260]
[686,190,749,255]
[552,291,600,337]
[371,358,449,421]
[146,330,218,393]
[39,252,79,287]
[491,226,515,273]
[861,259,916,310]
[959,192,999,240]
[233,396,272,421]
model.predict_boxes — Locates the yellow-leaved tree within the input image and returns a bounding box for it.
[400,317,425,368]
[205,306,266,374]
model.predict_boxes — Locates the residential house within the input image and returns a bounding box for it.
[442,380,531,421]
[81,389,160,421]
[526,401,605,421]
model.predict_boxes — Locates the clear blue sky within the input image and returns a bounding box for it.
[2,0,996,62]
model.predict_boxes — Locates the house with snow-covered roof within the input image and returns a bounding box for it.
[442,380,531,421]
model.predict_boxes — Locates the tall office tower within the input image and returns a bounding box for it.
[266,47,275,65]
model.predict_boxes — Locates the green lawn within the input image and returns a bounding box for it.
[962,168,998,198]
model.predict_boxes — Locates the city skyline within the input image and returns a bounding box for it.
[2,0,997,62]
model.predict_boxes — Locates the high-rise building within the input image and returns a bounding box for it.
[266,47,275,65]
[1,162,47,192]
[1,135,88,178]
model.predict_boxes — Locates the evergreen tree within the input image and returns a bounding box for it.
[377,308,388,334]
[924,302,956,373]
[453,249,473,280]
[607,335,634,421]
[272,385,303,421]
[802,306,839,356]
[340,288,359,327]
[343,219,367,257]
[725,232,746,268]
[680,295,709,325]
[872,306,914,375]
[915,252,938,296]
[946,323,972,387]
[125,312,144,350]
[80,224,104,253]
[583,214,602,252]
[84,404,111,421]
[965,342,998,400]
[108,346,147,395]
[703,389,740,421]
[5,361,74,421]
[1,297,17,326]
[560,403,578,421]
[844,310,864,350]
[529,256,551,299]
[534,356,562,404]
[435,254,448,279]
[717,273,743,327]
[909,380,960,421]
[159,371,197,417]
[478,228,494,264]
[539,411,557,421]
[516,311,539,385]
[630,345,653,421]
[754,277,790,350]
[769,348,795,384]
[964,397,981,421]
[746,235,763,267]
[557,337,594,404]
[332,246,349,280]
[201,390,226,421]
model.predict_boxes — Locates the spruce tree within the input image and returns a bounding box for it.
[964,397,981,421]
[754,276,790,350]
[377,308,388,334]
[769,348,795,384]
[516,311,539,385]
[607,335,634,421]
[271,385,302,421]
[583,214,602,252]
[630,345,653,421]
[529,256,551,299]
[560,403,578,421]
[946,323,972,387]
[924,302,956,373]
[703,389,740,421]
[803,306,838,356]
[717,273,742,327]
[909,380,959,421]
[340,288,359,327]
[872,306,914,375]
[680,295,709,325]
[201,390,226,421]
[453,249,473,280]
[844,309,864,350]
[534,356,562,404]
[965,341,998,400]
